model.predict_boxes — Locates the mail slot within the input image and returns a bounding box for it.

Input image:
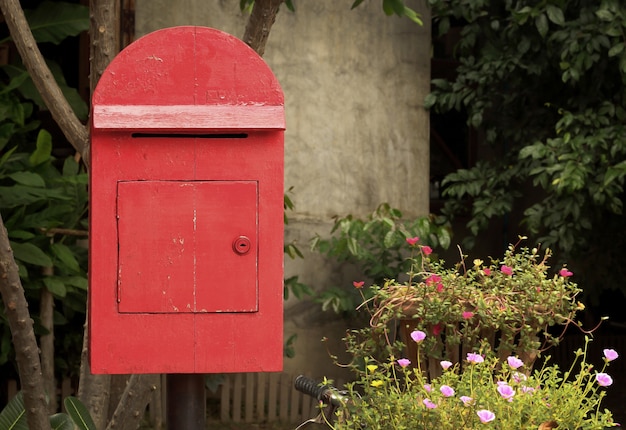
[89,26,284,374]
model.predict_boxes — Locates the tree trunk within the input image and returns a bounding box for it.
[40,266,56,414]
[242,0,284,56]
[0,0,89,162]
[0,216,51,430]
[106,374,159,430]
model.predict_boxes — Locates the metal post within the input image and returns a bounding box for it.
[166,374,206,429]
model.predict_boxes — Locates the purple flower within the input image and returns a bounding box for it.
[477,409,495,423]
[460,396,473,406]
[507,356,524,370]
[497,383,515,401]
[423,398,437,409]
[397,358,411,368]
[423,384,432,393]
[501,265,513,276]
[440,360,453,370]
[596,373,613,387]
[467,353,484,364]
[411,330,426,343]
[512,372,527,383]
[440,385,455,397]
[521,386,536,394]
[604,349,619,362]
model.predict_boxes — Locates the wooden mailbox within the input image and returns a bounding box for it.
[89,26,284,374]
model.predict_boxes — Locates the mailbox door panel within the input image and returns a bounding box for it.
[117,180,258,313]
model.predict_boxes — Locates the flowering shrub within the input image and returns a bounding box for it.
[361,237,583,374]
[330,336,618,429]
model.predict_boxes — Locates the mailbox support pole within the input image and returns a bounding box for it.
[166,374,206,429]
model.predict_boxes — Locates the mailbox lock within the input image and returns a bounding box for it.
[232,236,251,255]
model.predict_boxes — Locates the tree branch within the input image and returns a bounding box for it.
[242,0,284,56]
[0,0,90,164]
[0,216,51,430]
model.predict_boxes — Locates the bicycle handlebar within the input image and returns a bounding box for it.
[294,375,348,408]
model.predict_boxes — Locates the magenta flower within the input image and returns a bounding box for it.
[559,268,573,277]
[596,373,613,387]
[440,360,452,370]
[507,356,524,370]
[467,353,484,364]
[423,398,437,409]
[604,349,619,362]
[483,268,491,276]
[500,265,513,275]
[352,281,364,289]
[397,358,411,368]
[423,384,432,393]
[460,396,473,406]
[432,323,443,336]
[497,383,515,401]
[425,274,442,286]
[410,330,426,343]
[436,283,444,292]
[440,385,455,397]
[406,237,419,246]
[462,311,474,319]
[477,409,496,423]
[422,245,433,256]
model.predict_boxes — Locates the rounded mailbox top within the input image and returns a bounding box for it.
[92,26,284,131]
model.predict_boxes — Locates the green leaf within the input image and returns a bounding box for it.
[64,397,97,430]
[50,413,75,430]
[535,14,549,38]
[608,43,624,57]
[25,1,89,45]
[51,243,81,273]
[0,392,27,430]
[30,129,52,166]
[11,242,53,267]
[546,5,564,26]
[8,171,46,187]
[44,277,67,297]
[351,0,365,9]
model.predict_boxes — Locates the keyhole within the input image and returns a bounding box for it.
[232,236,251,255]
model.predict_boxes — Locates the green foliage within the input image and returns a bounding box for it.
[427,0,626,296]
[0,393,96,430]
[311,203,451,314]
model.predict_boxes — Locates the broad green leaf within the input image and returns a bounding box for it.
[64,397,97,430]
[8,171,45,187]
[50,413,74,430]
[51,243,81,273]
[62,276,88,291]
[30,129,52,166]
[8,230,36,240]
[0,392,27,430]
[608,43,624,57]
[0,184,70,208]
[351,0,365,9]
[546,5,564,26]
[43,277,67,297]
[25,1,89,45]
[11,242,53,267]
[535,14,549,38]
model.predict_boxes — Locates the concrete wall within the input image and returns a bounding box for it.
[136,0,431,380]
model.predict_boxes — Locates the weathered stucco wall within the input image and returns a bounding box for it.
[135,0,431,380]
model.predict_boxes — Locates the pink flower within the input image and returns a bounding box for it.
[432,324,442,336]
[521,386,536,394]
[406,237,420,246]
[426,274,441,286]
[411,330,426,343]
[497,383,515,401]
[460,396,473,406]
[507,356,524,370]
[467,353,484,364]
[512,372,527,383]
[462,311,474,320]
[423,398,437,409]
[483,268,491,276]
[440,360,452,370]
[477,409,495,423]
[603,349,619,362]
[440,385,455,397]
[352,281,365,289]
[559,268,573,277]
[596,373,613,387]
[500,265,513,276]
[436,283,444,292]
[423,384,432,393]
[397,358,411,368]
[422,245,433,256]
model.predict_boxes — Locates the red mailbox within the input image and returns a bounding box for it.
[89,26,284,374]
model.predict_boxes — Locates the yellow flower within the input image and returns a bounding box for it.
[370,380,384,388]
[473,259,483,267]
[366,364,378,373]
